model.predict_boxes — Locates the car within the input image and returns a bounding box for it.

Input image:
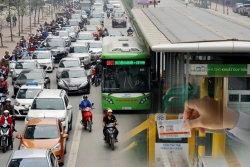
[90,11,104,24]
[87,19,103,26]
[44,38,69,61]
[13,69,50,97]
[14,82,43,118]
[69,42,91,67]
[25,89,73,134]
[233,3,243,13]
[16,118,68,166]
[62,26,78,41]
[70,13,82,20]
[57,68,90,94]
[240,4,250,15]
[92,2,103,9]
[108,30,124,36]
[68,19,81,32]
[56,57,85,81]
[76,31,96,43]
[12,60,41,85]
[84,25,100,39]
[106,4,114,11]
[32,50,55,72]
[112,12,127,27]
[54,30,71,46]
[5,149,59,167]
[87,41,102,61]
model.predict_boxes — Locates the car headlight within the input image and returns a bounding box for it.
[59,117,66,121]
[58,80,66,87]
[47,61,51,64]
[80,81,88,87]
[20,144,27,150]
[51,143,61,151]
[14,84,20,88]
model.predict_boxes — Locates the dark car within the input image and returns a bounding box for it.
[13,69,50,97]
[108,30,124,36]
[57,68,90,94]
[44,37,69,61]
[56,57,84,81]
[111,13,127,28]
[233,3,243,13]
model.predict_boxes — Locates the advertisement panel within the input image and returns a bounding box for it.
[155,143,189,167]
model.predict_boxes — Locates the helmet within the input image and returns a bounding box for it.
[3,110,9,116]
[107,109,113,113]
[83,95,88,99]
[0,76,4,81]
[6,98,11,102]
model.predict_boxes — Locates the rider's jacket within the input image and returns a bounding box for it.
[79,100,92,109]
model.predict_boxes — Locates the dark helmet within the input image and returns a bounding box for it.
[83,95,88,99]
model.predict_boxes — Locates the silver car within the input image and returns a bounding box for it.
[54,30,71,46]
[87,41,102,61]
[62,26,78,41]
[6,149,59,167]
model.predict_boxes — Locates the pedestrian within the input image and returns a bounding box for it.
[6,15,11,27]
[12,16,17,27]
[185,0,189,7]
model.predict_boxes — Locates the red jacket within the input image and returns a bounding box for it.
[28,47,35,51]
[0,80,8,89]
[0,115,13,125]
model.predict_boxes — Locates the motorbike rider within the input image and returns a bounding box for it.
[28,43,36,52]
[21,48,29,57]
[91,59,101,84]
[22,49,31,59]
[102,109,119,143]
[127,27,133,35]
[79,95,93,124]
[1,99,16,128]
[1,52,10,74]
[20,36,26,43]
[10,52,18,61]
[107,10,110,18]
[42,31,48,39]
[0,76,8,91]
[0,110,15,149]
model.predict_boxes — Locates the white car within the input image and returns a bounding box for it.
[32,50,55,72]
[87,41,102,61]
[14,82,43,118]
[24,89,73,134]
[69,42,91,68]
[76,31,95,43]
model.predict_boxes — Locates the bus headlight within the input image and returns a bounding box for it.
[102,96,114,104]
[140,97,150,104]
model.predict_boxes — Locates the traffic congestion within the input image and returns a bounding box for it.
[0,0,147,166]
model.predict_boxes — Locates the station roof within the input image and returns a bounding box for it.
[131,2,250,52]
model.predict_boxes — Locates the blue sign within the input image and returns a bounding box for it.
[26,82,38,86]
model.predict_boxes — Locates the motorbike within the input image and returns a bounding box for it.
[9,60,16,76]
[81,103,94,132]
[0,92,9,111]
[94,74,100,87]
[107,12,110,18]
[105,123,117,150]
[0,123,11,153]
[127,32,133,36]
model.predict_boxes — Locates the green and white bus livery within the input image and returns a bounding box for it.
[101,37,151,111]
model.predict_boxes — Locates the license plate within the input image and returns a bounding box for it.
[23,110,28,114]
[122,107,132,110]
[69,87,77,90]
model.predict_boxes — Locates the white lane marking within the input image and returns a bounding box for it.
[66,110,82,167]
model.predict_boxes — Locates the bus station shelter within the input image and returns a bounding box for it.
[123,2,250,167]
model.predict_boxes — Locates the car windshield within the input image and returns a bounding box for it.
[55,31,68,37]
[15,62,35,69]
[18,72,43,80]
[78,34,94,40]
[8,158,49,167]
[89,21,99,25]
[32,52,50,59]
[92,13,102,18]
[107,4,114,7]
[113,13,124,18]
[63,27,75,33]
[17,89,41,99]
[46,40,64,47]
[69,46,88,53]
[71,14,81,19]
[89,43,102,48]
[86,26,97,31]
[61,70,87,78]
[245,4,250,7]
[24,125,59,139]
[93,3,102,6]
[109,31,122,36]
[31,98,64,110]
[103,65,151,92]
[59,60,79,68]
[69,20,79,26]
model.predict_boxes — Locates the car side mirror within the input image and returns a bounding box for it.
[67,105,73,110]
[16,134,22,139]
[92,103,94,106]
[62,134,68,138]
[24,105,30,109]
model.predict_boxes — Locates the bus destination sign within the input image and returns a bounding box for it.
[106,60,146,66]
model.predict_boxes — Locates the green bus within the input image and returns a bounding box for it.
[101,36,151,111]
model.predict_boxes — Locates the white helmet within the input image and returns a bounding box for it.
[107,109,113,113]
[6,98,11,102]
[3,110,9,114]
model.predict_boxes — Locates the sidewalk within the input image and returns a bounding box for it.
[0,10,53,54]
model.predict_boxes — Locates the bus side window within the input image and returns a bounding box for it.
[229,94,239,102]
[241,95,250,102]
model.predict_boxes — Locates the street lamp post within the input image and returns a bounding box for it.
[29,0,31,33]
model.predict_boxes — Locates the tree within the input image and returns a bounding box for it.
[37,0,45,24]
[0,10,8,46]
[20,1,29,33]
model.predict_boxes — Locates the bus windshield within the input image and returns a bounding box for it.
[102,65,150,93]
